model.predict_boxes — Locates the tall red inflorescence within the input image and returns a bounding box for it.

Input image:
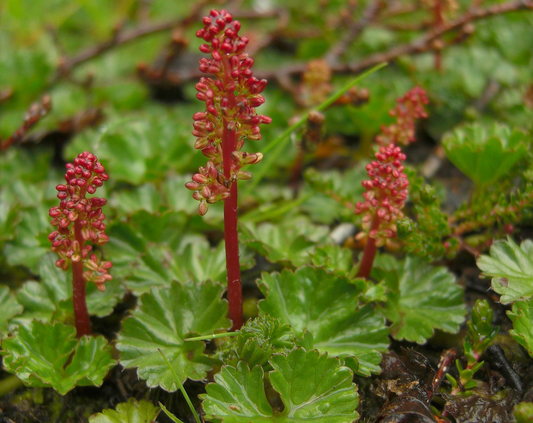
[355,144,408,278]
[186,9,271,216]
[376,87,429,146]
[186,10,271,331]
[49,151,112,337]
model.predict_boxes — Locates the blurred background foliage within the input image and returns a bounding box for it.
[1,0,532,281]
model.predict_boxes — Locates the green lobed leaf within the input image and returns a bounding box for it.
[442,123,528,187]
[0,286,23,339]
[89,398,160,423]
[311,244,357,277]
[269,349,359,422]
[477,237,533,304]
[117,280,230,391]
[372,255,465,344]
[258,266,388,376]
[202,361,274,422]
[202,348,359,423]
[508,300,533,358]
[241,217,330,268]
[1,320,115,395]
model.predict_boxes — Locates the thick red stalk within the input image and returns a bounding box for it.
[72,220,92,337]
[356,214,380,279]
[224,182,242,331]
[222,56,243,331]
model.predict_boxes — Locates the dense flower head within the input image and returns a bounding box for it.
[187,9,271,216]
[355,144,409,246]
[48,151,112,291]
[376,87,429,146]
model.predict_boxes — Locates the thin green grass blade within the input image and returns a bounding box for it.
[244,62,387,196]
[184,332,238,342]
[159,402,186,423]
[157,349,201,423]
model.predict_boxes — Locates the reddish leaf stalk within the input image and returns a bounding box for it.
[186,10,271,331]
[49,151,112,337]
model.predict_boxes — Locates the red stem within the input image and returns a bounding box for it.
[222,57,243,331]
[356,214,381,279]
[72,220,91,337]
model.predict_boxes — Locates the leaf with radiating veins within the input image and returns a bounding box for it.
[477,238,533,304]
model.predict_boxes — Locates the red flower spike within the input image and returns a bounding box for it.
[186,10,272,332]
[355,144,408,279]
[48,151,112,337]
[187,9,271,217]
[376,87,429,146]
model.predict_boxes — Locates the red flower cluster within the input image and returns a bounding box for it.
[186,9,271,216]
[48,151,112,291]
[376,87,429,146]
[355,144,408,246]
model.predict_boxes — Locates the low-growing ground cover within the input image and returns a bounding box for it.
[1,1,533,422]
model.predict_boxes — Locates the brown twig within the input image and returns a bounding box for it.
[46,0,532,101]
[326,0,384,64]
[1,95,52,151]
[263,0,533,80]
[53,0,209,81]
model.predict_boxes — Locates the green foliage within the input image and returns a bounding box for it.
[466,300,499,364]
[446,300,498,393]
[241,217,329,268]
[117,280,230,391]
[372,255,465,343]
[0,285,23,338]
[216,315,295,368]
[442,123,529,187]
[1,320,115,395]
[10,253,124,328]
[303,166,367,223]
[258,266,389,376]
[2,0,533,420]
[477,237,533,303]
[202,348,359,423]
[0,195,21,246]
[311,244,357,277]
[398,170,451,260]
[89,398,161,423]
[508,300,533,358]
[105,210,252,295]
[514,402,533,423]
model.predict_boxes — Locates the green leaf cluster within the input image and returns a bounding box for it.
[117,280,231,391]
[1,320,115,395]
[202,348,359,423]
[443,123,529,187]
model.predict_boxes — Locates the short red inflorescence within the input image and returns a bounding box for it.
[355,144,409,246]
[376,87,429,146]
[49,151,112,291]
[185,9,272,216]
